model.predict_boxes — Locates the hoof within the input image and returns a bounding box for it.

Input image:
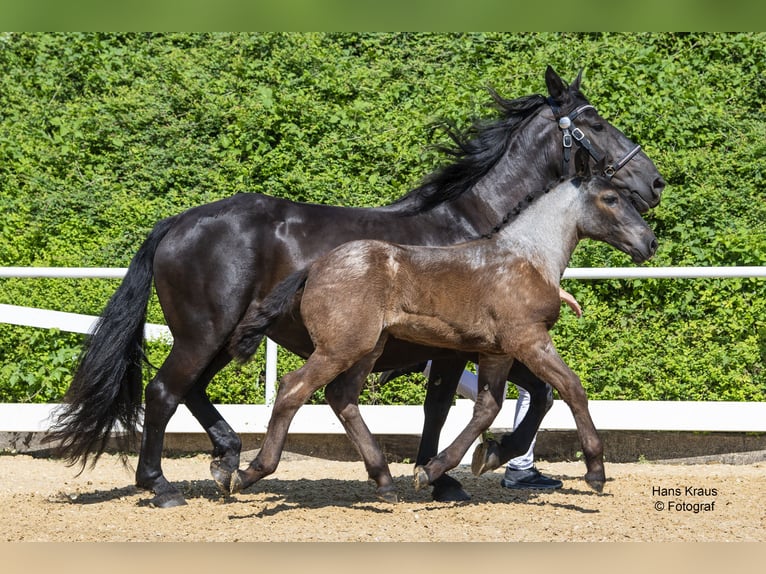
[584,474,606,493]
[376,487,399,504]
[413,466,430,491]
[148,491,188,508]
[210,460,233,495]
[471,439,501,476]
[230,469,246,494]
[432,475,471,502]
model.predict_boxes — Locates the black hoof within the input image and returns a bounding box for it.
[413,466,430,491]
[148,491,188,508]
[471,439,501,476]
[432,475,471,502]
[210,460,233,495]
[585,474,606,493]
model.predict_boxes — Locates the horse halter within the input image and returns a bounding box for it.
[547,99,642,179]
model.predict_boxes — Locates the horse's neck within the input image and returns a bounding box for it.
[464,138,557,231]
[387,110,557,236]
[495,186,581,285]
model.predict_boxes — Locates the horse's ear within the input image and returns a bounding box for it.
[545,65,568,103]
[571,69,583,93]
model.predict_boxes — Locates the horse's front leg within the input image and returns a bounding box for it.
[414,355,513,491]
[417,357,472,502]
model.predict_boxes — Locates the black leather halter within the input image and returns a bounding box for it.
[548,98,642,178]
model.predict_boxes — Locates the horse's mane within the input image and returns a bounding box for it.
[390,90,548,214]
[479,176,583,240]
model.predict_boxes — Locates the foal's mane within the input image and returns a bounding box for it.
[390,91,548,214]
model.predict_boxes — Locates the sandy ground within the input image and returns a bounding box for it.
[0,450,764,542]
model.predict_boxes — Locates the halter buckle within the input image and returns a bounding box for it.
[562,131,572,148]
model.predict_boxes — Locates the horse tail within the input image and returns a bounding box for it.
[45,216,178,471]
[229,267,309,362]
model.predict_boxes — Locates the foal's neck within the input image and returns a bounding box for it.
[494,184,581,286]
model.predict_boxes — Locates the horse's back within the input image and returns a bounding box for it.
[151,192,298,337]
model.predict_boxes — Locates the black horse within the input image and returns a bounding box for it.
[47,67,665,508]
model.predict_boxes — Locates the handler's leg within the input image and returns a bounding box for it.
[500,386,562,490]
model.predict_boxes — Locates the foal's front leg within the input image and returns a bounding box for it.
[471,362,553,476]
[511,332,605,491]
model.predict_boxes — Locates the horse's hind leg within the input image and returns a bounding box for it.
[136,344,225,508]
[181,349,243,494]
[324,337,397,502]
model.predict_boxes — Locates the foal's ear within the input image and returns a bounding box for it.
[594,155,608,174]
[575,147,591,176]
[545,65,573,105]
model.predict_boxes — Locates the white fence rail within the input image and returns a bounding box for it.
[3,265,766,279]
[2,266,765,458]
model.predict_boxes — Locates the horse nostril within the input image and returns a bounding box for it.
[649,238,658,254]
[653,176,666,194]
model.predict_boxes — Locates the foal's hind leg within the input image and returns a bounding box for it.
[230,351,354,494]
[324,337,397,502]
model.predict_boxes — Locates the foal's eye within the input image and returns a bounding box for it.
[603,194,619,206]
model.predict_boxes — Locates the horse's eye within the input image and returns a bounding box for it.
[603,194,619,206]
[591,123,604,132]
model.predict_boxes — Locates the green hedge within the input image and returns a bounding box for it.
[1,32,764,404]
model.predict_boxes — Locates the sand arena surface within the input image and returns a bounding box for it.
[0,451,763,542]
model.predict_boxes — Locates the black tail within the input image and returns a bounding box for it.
[45,216,177,470]
[229,268,309,362]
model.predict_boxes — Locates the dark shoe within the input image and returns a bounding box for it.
[500,466,562,491]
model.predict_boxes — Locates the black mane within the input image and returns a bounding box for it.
[480,175,584,240]
[391,91,548,214]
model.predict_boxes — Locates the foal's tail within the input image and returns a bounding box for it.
[229,268,309,362]
[45,216,177,470]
